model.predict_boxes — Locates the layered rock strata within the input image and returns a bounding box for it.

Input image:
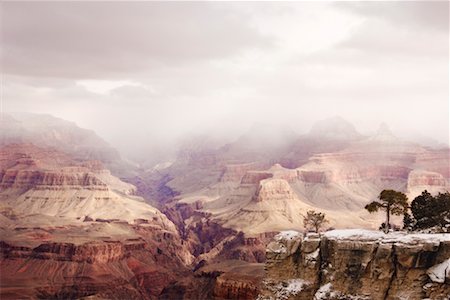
[260,230,450,300]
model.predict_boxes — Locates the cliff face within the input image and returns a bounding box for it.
[0,113,129,175]
[1,240,145,264]
[0,169,108,190]
[254,179,297,203]
[260,230,450,300]
[0,143,173,226]
[0,228,192,300]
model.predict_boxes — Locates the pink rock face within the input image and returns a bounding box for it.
[0,113,122,168]
[220,162,263,182]
[0,169,107,190]
[5,241,134,264]
[329,165,412,183]
[0,226,193,300]
[0,144,109,191]
[298,170,327,183]
[415,150,450,178]
[254,179,296,202]
[270,165,298,183]
[240,171,273,184]
[408,171,447,187]
[298,140,448,187]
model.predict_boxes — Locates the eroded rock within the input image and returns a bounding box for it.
[260,230,450,300]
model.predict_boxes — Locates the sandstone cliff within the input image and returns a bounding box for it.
[0,143,172,226]
[0,226,192,300]
[260,230,450,300]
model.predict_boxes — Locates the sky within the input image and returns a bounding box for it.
[1,1,449,159]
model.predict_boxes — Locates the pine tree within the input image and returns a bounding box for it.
[402,212,414,231]
[365,190,408,233]
[411,190,450,232]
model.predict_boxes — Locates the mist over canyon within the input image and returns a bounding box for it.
[0,112,449,299]
[1,1,449,299]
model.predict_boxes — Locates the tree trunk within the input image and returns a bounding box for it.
[385,206,390,234]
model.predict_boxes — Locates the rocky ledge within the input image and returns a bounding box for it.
[259,230,450,300]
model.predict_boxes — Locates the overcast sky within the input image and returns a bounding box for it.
[1,1,449,158]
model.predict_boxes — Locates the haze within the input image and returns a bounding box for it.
[1,1,448,161]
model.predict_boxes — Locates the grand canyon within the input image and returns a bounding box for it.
[1,113,449,299]
[1,1,449,299]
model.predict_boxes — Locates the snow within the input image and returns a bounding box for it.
[305,248,320,263]
[324,229,450,244]
[260,278,311,300]
[275,230,302,241]
[274,279,310,300]
[267,243,287,254]
[284,279,307,294]
[314,283,334,300]
[427,259,450,283]
[314,282,370,300]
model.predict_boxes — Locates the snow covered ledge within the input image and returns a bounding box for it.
[323,229,450,244]
[261,229,450,300]
[266,230,303,257]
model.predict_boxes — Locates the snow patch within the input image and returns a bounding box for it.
[427,259,450,283]
[275,230,302,241]
[314,283,370,300]
[314,283,334,300]
[324,229,450,244]
[284,279,307,293]
[305,248,320,263]
[261,279,310,300]
[275,279,310,299]
[267,243,287,254]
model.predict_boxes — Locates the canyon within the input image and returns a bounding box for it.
[0,140,267,299]
[159,121,449,236]
[1,113,449,299]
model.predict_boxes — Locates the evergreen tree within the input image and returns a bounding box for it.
[402,212,414,231]
[365,190,408,233]
[411,190,450,232]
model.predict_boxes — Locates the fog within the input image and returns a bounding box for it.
[1,1,448,160]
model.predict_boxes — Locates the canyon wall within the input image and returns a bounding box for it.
[0,230,192,300]
[260,230,450,300]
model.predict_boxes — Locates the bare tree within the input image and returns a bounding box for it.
[303,210,328,233]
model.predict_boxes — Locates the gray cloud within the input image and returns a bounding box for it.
[335,2,449,32]
[2,2,272,78]
[1,2,448,160]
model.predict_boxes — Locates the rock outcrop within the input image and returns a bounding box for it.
[173,127,450,234]
[0,229,192,300]
[221,163,264,182]
[260,230,450,300]
[0,112,131,175]
[0,143,170,226]
[254,179,297,203]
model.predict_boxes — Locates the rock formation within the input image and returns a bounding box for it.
[0,112,131,176]
[260,230,450,300]
[0,143,171,226]
[170,124,449,235]
[2,115,450,299]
